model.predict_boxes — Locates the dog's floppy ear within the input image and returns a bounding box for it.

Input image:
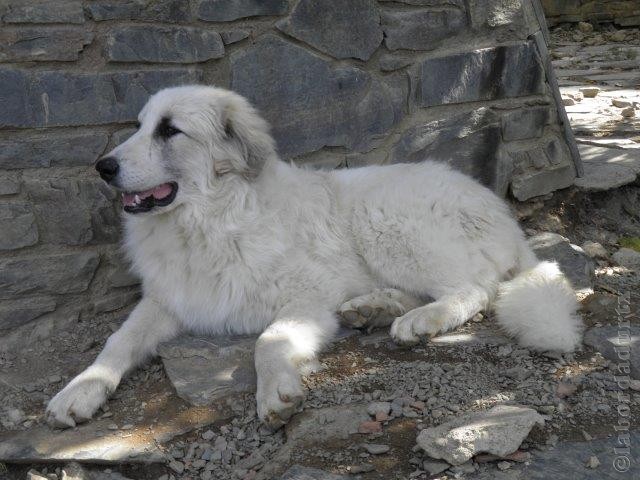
[217,96,275,179]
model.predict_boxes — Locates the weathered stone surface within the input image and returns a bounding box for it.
[280,465,348,480]
[87,0,191,22]
[0,28,93,62]
[381,7,467,51]
[106,26,224,63]
[411,42,544,107]
[286,404,371,443]
[0,252,99,299]
[0,408,228,464]
[1,0,84,24]
[93,291,140,314]
[469,0,526,29]
[574,144,640,192]
[416,405,544,465]
[0,68,201,128]
[501,107,551,141]
[0,174,20,196]
[231,35,403,158]
[159,335,257,406]
[584,326,639,379]
[529,232,595,292]
[277,0,382,61]
[510,139,576,201]
[0,297,56,331]
[391,108,504,191]
[197,0,288,22]
[220,29,249,45]
[0,133,108,169]
[517,431,640,479]
[0,203,37,250]
[612,248,640,269]
[24,178,119,246]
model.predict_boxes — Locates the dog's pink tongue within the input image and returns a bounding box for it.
[151,183,173,199]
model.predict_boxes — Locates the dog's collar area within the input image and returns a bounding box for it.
[122,182,178,214]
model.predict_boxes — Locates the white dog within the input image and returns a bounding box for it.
[46,86,582,429]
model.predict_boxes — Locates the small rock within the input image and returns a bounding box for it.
[630,379,640,392]
[375,411,390,422]
[580,87,600,98]
[562,97,576,106]
[578,22,593,33]
[358,421,382,434]
[612,99,633,109]
[202,430,215,441]
[497,461,511,470]
[349,463,375,474]
[610,30,626,42]
[621,107,636,118]
[581,241,608,259]
[48,375,62,384]
[586,455,600,468]
[556,381,578,398]
[366,402,391,417]
[612,248,640,269]
[362,443,390,455]
[6,408,25,425]
[422,459,450,475]
[168,461,185,474]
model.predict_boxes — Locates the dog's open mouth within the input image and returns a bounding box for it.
[122,182,178,214]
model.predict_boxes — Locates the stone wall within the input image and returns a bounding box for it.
[542,0,640,26]
[0,0,579,348]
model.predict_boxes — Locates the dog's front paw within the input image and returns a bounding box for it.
[256,368,305,430]
[390,303,447,345]
[46,368,113,428]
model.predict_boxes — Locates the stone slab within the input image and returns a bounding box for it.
[584,326,640,379]
[197,0,288,22]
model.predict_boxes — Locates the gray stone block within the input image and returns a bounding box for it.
[159,335,257,406]
[468,0,526,29]
[231,35,403,158]
[501,107,551,141]
[584,326,639,379]
[0,251,99,299]
[94,291,140,314]
[197,0,288,22]
[276,0,382,61]
[381,7,467,51]
[0,132,108,169]
[1,0,84,24]
[0,28,93,62]
[106,26,224,63]
[220,29,250,45]
[529,232,595,292]
[0,174,20,196]
[0,68,201,128]
[0,297,56,331]
[86,0,192,22]
[390,108,505,191]
[0,203,38,250]
[411,42,545,107]
[24,178,119,246]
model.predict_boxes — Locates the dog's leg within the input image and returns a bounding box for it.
[390,286,491,345]
[255,305,337,429]
[338,288,421,331]
[46,298,179,428]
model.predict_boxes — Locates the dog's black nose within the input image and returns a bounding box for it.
[95,157,119,183]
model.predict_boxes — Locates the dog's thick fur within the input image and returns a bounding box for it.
[47,86,582,429]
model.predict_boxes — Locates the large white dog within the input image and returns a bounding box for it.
[47,86,582,429]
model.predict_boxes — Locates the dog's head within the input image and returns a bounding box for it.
[96,85,276,215]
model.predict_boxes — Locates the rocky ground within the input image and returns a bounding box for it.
[1,22,640,480]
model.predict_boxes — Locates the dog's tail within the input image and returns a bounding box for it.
[494,245,582,352]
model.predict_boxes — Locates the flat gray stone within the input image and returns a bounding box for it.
[230,35,403,158]
[612,248,640,269]
[0,174,20,195]
[0,28,93,62]
[0,132,109,169]
[382,7,467,51]
[0,297,56,331]
[159,335,257,406]
[280,465,348,480]
[277,0,382,60]
[220,29,249,45]
[0,68,201,128]
[87,0,191,22]
[529,232,595,292]
[411,42,544,107]
[286,404,371,443]
[0,203,37,250]
[501,107,551,142]
[197,0,288,22]
[0,252,99,299]
[416,405,544,465]
[575,145,640,191]
[584,326,640,379]
[2,0,84,23]
[106,26,224,63]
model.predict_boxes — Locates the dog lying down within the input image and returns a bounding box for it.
[46,85,582,429]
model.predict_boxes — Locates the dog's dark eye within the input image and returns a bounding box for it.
[155,117,182,140]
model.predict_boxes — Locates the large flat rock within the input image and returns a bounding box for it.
[575,144,640,191]
[584,325,640,379]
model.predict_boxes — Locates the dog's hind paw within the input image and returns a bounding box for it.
[390,303,448,345]
[256,368,305,430]
[338,289,419,332]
